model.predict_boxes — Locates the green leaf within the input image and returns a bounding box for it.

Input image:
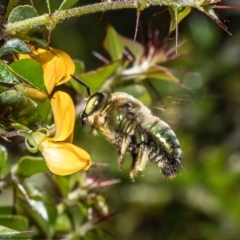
[10,59,47,94]
[55,214,71,232]
[17,156,48,177]
[74,60,85,75]
[52,175,71,197]
[0,90,46,130]
[17,198,57,237]
[78,61,120,93]
[45,0,58,13]
[169,6,191,32]
[0,225,20,239]
[0,207,12,216]
[8,5,48,48]
[103,26,124,61]
[0,39,31,57]
[58,0,79,11]
[120,35,144,65]
[0,145,7,170]
[8,5,38,23]
[144,66,183,85]
[0,215,28,231]
[0,61,20,85]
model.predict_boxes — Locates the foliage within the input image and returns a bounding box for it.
[0,0,240,239]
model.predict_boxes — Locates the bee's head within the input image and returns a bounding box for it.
[80,92,107,128]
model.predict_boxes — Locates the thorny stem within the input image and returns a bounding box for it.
[4,0,213,37]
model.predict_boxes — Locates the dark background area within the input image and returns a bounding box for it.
[19,0,240,239]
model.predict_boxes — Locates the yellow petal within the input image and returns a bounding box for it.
[49,48,75,86]
[17,47,75,94]
[50,91,75,141]
[39,139,91,175]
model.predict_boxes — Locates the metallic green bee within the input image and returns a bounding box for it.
[79,87,182,180]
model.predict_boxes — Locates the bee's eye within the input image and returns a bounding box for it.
[85,93,105,115]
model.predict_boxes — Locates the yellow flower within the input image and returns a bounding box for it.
[18,47,75,95]
[20,47,91,175]
[39,138,91,175]
[25,91,91,175]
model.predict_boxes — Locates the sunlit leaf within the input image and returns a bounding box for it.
[0,215,28,231]
[58,0,79,11]
[74,60,85,75]
[103,26,124,61]
[0,61,20,85]
[79,61,120,93]
[169,6,191,32]
[144,66,186,88]
[0,39,31,57]
[16,193,57,237]
[0,225,20,239]
[10,59,47,94]
[17,156,48,177]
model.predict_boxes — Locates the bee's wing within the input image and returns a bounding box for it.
[152,94,195,129]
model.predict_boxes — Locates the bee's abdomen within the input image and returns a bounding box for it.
[147,121,182,178]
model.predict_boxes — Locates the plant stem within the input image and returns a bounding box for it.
[4,0,200,37]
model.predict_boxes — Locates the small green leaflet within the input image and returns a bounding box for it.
[0,38,31,57]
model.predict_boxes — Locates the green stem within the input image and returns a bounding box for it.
[4,0,199,37]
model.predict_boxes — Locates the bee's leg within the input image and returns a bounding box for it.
[117,134,131,169]
[118,121,136,169]
[130,144,148,180]
[130,153,137,182]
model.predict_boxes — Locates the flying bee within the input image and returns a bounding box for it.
[72,76,182,180]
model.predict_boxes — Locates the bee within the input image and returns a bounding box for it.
[73,76,182,180]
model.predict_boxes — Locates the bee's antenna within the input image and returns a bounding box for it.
[70,74,91,96]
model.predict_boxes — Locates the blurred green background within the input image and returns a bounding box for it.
[16,0,240,239]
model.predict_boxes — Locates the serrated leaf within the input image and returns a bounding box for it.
[58,0,79,11]
[10,59,47,94]
[0,61,20,85]
[0,225,20,239]
[0,145,7,170]
[78,61,120,93]
[17,156,48,177]
[0,39,31,57]
[169,6,191,32]
[0,90,46,130]
[103,26,124,61]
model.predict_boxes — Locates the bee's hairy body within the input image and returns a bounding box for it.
[81,92,182,180]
